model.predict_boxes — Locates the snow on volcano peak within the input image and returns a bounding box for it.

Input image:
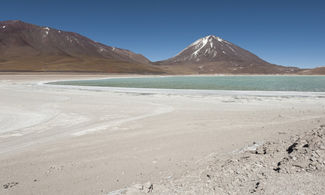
[192,36,209,56]
[191,35,225,56]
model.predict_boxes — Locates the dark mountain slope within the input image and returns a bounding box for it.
[0,20,163,73]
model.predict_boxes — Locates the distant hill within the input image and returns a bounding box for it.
[0,20,163,73]
[298,67,325,75]
[155,35,300,74]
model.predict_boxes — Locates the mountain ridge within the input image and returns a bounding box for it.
[0,20,323,74]
[0,20,163,73]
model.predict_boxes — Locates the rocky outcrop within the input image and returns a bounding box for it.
[122,125,325,194]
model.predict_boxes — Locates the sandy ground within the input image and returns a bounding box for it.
[0,74,325,195]
[124,125,325,195]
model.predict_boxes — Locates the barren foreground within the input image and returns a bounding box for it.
[0,74,325,195]
[124,125,325,194]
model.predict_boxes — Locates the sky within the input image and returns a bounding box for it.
[1,0,324,68]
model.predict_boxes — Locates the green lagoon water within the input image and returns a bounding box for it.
[50,76,325,92]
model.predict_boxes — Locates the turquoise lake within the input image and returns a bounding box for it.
[50,76,325,92]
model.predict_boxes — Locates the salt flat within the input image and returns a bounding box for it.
[0,74,325,194]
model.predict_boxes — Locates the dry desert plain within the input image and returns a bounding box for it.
[0,74,325,194]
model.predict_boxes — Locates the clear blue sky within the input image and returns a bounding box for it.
[1,0,324,68]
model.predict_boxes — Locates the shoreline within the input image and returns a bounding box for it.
[43,83,325,97]
[1,71,325,76]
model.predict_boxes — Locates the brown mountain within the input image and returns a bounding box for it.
[155,35,300,74]
[0,20,163,73]
[298,66,325,75]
